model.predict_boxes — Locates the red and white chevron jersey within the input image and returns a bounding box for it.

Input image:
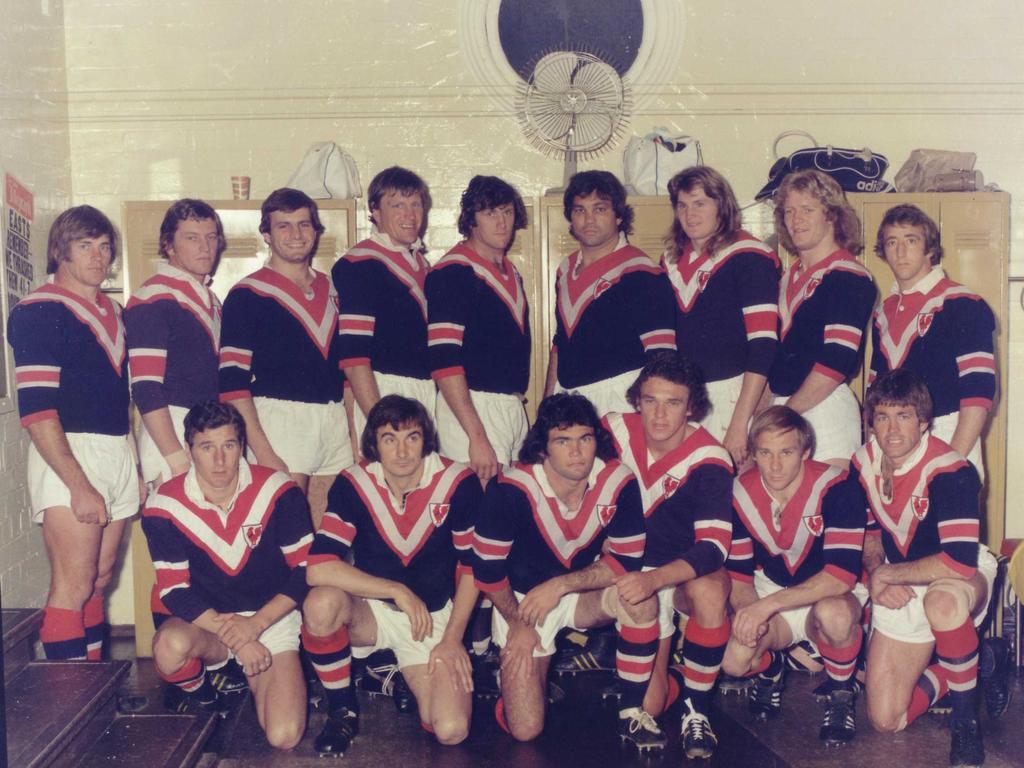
[8,283,129,435]
[553,241,676,389]
[334,235,431,380]
[309,453,480,612]
[472,459,646,595]
[142,461,313,622]
[663,231,780,382]
[869,269,995,419]
[126,262,221,415]
[426,243,531,395]
[852,434,981,577]
[728,460,867,589]
[603,412,733,575]
[768,250,877,397]
[218,266,343,404]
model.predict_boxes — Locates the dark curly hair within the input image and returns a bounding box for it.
[625,351,711,423]
[361,395,439,462]
[563,170,634,237]
[457,175,528,240]
[518,393,618,464]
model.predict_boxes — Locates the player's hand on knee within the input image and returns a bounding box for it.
[613,571,656,605]
[236,640,273,677]
[734,602,773,647]
[216,613,264,652]
[71,483,109,526]
[874,584,915,610]
[469,439,499,485]
[502,624,539,680]
[519,581,563,626]
[395,588,432,641]
[429,637,474,693]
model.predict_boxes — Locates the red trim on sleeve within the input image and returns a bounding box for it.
[811,363,845,383]
[601,553,627,576]
[939,552,977,578]
[306,553,341,566]
[340,357,372,369]
[431,366,465,381]
[219,390,251,402]
[728,570,754,584]
[824,564,858,589]
[959,397,993,412]
[475,576,510,594]
[21,409,59,427]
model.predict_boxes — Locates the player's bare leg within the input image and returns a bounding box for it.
[249,650,307,750]
[153,618,231,716]
[403,662,472,744]
[498,652,551,741]
[306,473,333,529]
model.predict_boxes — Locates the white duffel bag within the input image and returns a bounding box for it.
[286,141,362,199]
[623,131,703,196]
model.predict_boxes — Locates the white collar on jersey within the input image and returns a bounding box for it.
[370,226,425,260]
[533,457,605,518]
[890,266,944,298]
[156,260,215,289]
[869,432,932,478]
[183,457,254,514]
[571,233,628,278]
[364,451,445,508]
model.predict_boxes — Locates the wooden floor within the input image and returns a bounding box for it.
[110,638,1024,768]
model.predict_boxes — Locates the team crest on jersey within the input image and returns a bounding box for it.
[917,312,934,337]
[697,269,712,292]
[429,503,450,527]
[911,495,929,520]
[242,524,263,549]
[594,279,613,299]
[803,514,824,537]
[663,475,681,498]
[596,504,617,526]
[804,278,821,299]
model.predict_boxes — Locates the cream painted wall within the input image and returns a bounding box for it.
[0,0,73,608]
[48,0,1024,619]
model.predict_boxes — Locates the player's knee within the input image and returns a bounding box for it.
[508,716,544,742]
[720,645,747,678]
[618,592,658,625]
[923,585,968,630]
[683,571,730,617]
[865,695,903,733]
[432,714,470,745]
[51,571,98,607]
[811,597,857,643]
[302,586,349,634]
[265,718,305,750]
[152,626,193,667]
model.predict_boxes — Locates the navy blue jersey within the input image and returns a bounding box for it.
[334,236,431,380]
[604,412,732,576]
[769,250,877,397]
[126,263,221,414]
[219,266,343,405]
[727,461,867,589]
[426,243,531,395]
[553,243,676,388]
[473,459,646,595]
[8,284,129,435]
[143,462,313,622]
[852,434,980,578]
[309,454,480,612]
[869,270,995,419]
[664,232,780,382]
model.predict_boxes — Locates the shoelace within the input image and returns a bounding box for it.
[682,711,710,740]
[367,663,401,695]
[628,710,662,734]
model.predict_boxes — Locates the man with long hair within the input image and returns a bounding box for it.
[663,166,780,467]
[769,170,877,467]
